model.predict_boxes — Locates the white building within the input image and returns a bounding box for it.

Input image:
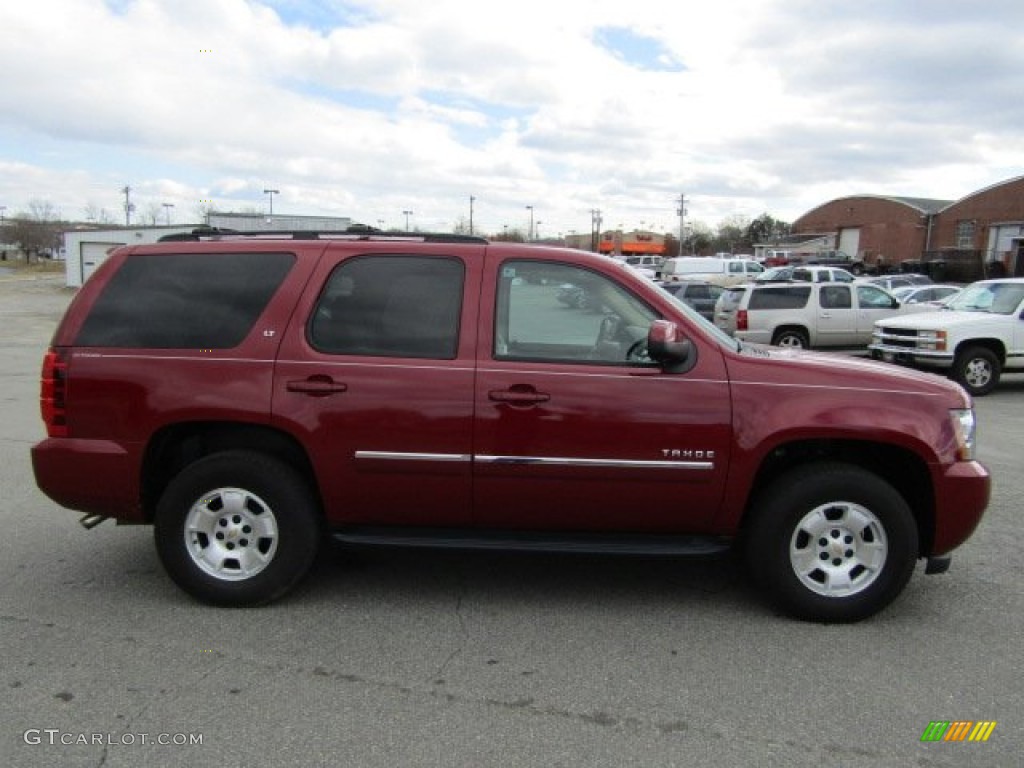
[62,211,356,287]
[63,225,198,287]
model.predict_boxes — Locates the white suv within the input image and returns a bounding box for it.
[870,278,1024,395]
[715,281,904,348]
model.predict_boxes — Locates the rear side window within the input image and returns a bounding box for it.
[749,285,811,310]
[310,255,464,359]
[76,252,294,348]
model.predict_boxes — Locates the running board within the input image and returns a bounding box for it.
[331,527,732,557]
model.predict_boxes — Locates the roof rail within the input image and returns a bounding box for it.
[158,226,488,244]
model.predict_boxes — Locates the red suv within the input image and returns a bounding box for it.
[32,230,990,621]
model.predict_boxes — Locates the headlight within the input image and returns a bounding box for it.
[950,408,976,461]
[918,330,947,351]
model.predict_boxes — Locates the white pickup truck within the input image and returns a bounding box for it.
[870,278,1024,396]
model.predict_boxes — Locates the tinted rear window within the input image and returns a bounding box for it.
[76,252,294,348]
[749,285,811,310]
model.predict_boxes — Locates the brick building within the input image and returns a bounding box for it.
[787,175,1024,280]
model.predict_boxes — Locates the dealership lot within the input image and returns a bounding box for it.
[1,276,1020,767]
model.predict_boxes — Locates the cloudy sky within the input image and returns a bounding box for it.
[1,0,1023,237]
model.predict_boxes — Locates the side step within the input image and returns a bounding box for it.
[331,527,732,557]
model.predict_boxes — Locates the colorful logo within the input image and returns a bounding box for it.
[920,721,996,742]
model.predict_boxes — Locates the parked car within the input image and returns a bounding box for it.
[755,266,796,282]
[870,278,1024,395]
[755,265,857,284]
[863,274,932,292]
[31,230,989,622]
[715,281,906,348]
[891,284,962,306]
[660,256,764,286]
[614,254,664,279]
[660,280,725,321]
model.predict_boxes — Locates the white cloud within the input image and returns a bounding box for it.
[1,0,1022,236]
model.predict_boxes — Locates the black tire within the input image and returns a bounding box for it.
[952,346,1000,396]
[744,463,918,623]
[154,451,321,606]
[771,327,810,349]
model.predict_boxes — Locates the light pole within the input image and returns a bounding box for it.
[676,193,687,257]
[162,203,175,225]
[525,205,534,241]
[469,195,475,235]
[403,210,413,230]
[122,185,134,226]
[263,188,279,217]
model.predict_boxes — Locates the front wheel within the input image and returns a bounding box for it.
[952,346,1000,396]
[744,463,918,622]
[154,451,321,606]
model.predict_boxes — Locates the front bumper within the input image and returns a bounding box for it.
[930,460,990,556]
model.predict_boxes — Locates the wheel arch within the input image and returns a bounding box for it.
[770,324,810,345]
[739,439,936,556]
[140,422,321,523]
[954,338,1006,364]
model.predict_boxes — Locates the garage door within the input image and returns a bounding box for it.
[838,228,861,259]
[80,242,123,284]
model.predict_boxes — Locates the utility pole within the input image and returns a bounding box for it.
[676,193,687,256]
[122,185,135,226]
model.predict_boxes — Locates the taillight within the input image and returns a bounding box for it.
[737,309,749,331]
[41,349,69,437]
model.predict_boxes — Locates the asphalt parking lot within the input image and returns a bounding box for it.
[1,275,1021,767]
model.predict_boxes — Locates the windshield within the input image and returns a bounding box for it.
[945,282,1024,314]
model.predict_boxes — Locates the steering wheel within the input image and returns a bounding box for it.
[626,338,649,363]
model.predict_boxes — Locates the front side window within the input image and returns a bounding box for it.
[494,261,658,364]
[310,255,464,358]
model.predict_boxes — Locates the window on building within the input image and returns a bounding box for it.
[956,220,977,249]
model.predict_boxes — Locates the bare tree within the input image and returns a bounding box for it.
[7,199,64,261]
[141,202,164,226]
[83,202,117,225]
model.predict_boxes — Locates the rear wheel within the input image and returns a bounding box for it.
[952,346,1000,396]
[744,463,918,622]
[771,327,809,349]
[154,451,321,606]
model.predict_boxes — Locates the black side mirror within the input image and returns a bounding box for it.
[647,320,696,374]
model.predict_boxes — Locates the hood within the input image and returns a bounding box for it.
[733,342,971,405]
[877,309,1008,331]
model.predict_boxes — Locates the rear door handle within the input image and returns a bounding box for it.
[286,376,348,396]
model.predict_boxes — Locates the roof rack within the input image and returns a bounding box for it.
[158,226,488,244]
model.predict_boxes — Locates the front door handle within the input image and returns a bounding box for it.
[488,388,550,406]
[286,376,348,396]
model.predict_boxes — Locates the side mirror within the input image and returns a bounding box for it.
[648,320,697,374]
